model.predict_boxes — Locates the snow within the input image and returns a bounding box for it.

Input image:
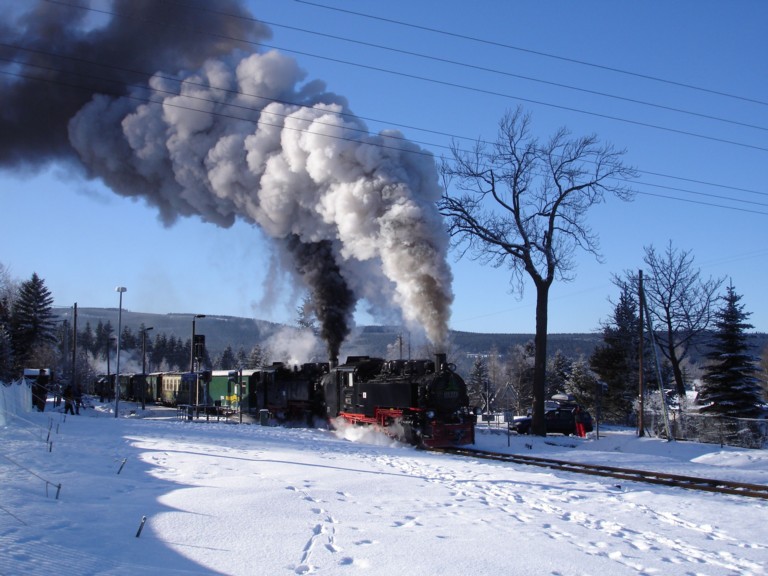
[2,391,768,576]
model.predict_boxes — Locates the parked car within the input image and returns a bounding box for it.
[510,402,593,436]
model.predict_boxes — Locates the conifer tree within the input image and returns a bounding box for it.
[248,344,265,369]
[546,350,572,399]
[236,347,248,368]
[698,284,763,417]
[79,322,95,356]
[217,345,237,370]
[590,285,641,423]
[10,272,56,370]
[0,324,13,381]
[565,358,599,411]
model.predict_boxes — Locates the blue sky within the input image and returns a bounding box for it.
[1,0,766,337]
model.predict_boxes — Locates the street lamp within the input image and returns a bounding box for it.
[141,326,154,410]
[105,336,116,403]
[114,286,126,418]
[191,314,206,414]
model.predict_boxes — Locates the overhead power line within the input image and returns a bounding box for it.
[130,0,768,132]
[256,20,767,134]
[295,0,768,108]
[3,55,766,217]
[5,44,766,206]
[8,3,766,215]
[37,0,768,153]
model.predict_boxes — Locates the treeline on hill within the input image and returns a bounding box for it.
[2,267,766,424]
[462,286,768,424]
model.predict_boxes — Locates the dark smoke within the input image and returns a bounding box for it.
[287,235,355,360]
[0,0,270,170]
[1,0,455,352]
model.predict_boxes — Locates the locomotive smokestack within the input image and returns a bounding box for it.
[329,357,338,369]
[435,353,447,371]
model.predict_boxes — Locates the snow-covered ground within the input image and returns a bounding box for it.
[2,396,767,576]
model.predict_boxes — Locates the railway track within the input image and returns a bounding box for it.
[433,447,768,500]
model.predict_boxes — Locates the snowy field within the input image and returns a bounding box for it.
[2,396,768,576]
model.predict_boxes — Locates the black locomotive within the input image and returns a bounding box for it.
[317,353,475,448]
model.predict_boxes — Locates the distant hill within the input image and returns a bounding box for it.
[53,308,766,374]
[53,307,598,359]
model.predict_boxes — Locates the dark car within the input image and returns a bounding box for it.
[510,405,593,436]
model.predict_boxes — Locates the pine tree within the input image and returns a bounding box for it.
[590,285,641,423]
[0,323,13,381]
[0,269,13,381]
[248,344,265,369]
[120,325,137,351]
[236,346,248,368]
[94,320,115,361]
[546,350,572,399]
[698,284,763,418]
[296,295,319,335]
[10,272,57,370]
[151,332,168,370]
[217,345,237,370]
[565,358,599,411]
[79,322,95,356]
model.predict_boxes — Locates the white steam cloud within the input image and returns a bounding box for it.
[2,2,454,357]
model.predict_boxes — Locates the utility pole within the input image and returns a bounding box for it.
[638,270,645,437]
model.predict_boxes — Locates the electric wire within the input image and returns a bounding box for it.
[295,0,768,108]
[36,0,768,153]
[26,2,768,183]
[124,0,768,132]
[4,3,764,214]
[5,45,767,205]
[1,59,764,217]
[241,18,768,133]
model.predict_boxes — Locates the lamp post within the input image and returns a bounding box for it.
[105,336,115,403]
[114,286,127,418]
[141,326,154,410]
[191,314,206,413]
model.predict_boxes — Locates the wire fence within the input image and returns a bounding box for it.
[648,411,768,449]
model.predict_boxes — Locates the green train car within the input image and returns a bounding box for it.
[208,370,259,413]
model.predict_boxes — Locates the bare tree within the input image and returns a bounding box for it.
[617,241,723,397]
[439,108,636,435]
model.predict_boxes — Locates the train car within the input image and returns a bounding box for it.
[117,373,148,402]
[208,370,239,409]
[237,369,260,413]
[145,372,166,404]
[95,374,115,401]
[317,353,475,448]
[158,372,208,407]
[254,362,328,423]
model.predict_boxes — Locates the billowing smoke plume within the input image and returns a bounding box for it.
[0,0,454,355]
[287,235,355,361]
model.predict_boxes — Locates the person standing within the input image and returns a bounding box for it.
[63,385,76,416]
[574,406,586,438]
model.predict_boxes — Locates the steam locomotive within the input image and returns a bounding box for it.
[99,352,474,448]
[317,353,475,448]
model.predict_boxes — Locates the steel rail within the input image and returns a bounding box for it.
[433,447,768,500]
